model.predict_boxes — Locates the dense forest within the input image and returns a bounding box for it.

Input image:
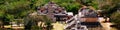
[0,0,120,30]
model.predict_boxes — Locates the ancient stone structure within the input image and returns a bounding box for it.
[64,7,99,30]
[78,7,98,22]
[37,2,69,22]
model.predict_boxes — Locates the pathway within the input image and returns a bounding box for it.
[52,22,66,30]
[99,18,117,30]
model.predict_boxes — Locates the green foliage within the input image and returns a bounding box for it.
[0,0,120,29]
[42,15,52,30]
[90,0,98,9]
[0,11,5,18]
[24,14,53,30]
[76,0,99,13]
[0,0,32,25]
[97,0,120,29]
[111,12,120,24]
[0,0,82,20]
[35,0,49,7]
[60,2,81,14]
[53,0,81,14]
[99,0,120,16]
[97,0,120,25]
[110,12,120,29]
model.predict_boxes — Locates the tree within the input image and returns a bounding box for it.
[98,0,120,29]
[110,11,120,29]
[0,0,32,25]
[54,0,81,14]
[98,0,120,16]
[24,13,53,30]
